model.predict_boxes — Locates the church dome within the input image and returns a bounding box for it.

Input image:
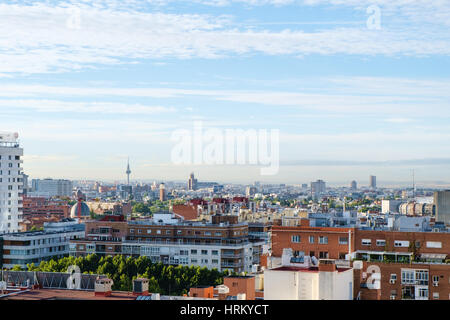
[70,201,91,218]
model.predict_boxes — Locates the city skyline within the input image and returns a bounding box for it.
[1,1,450,184]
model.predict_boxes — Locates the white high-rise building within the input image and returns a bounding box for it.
[0,132,24,234]
[30,178,73,197]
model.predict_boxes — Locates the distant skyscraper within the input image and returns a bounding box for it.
[311,180,326,198]
[159,183,166,201]
[434,190,450,225]
[188,173,198,191]
[126,158,131,186]
[370,175,377,189]
[0,132,23,233]
[351,180,357,190]
[22,173,29,195]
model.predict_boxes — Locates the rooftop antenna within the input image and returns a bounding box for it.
[412,169,415,201]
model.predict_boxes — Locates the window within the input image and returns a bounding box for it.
[156,230,161,235]
[433,292,439,300]
[426,241,442,248]
[319,251,329,259]
[309,236,314,243]
[201,250,208,255]
[204,232,211,236]
[215,232,222,236]
[177,230,182,234]
[339,237,348,245]
[147,230,151,234]
[390,274,397,281]
[291,235,301,243]
[191,259,198,264]
[416,270,429,285]
[319,236,328,244]
[361,239,371,246]
[166,230,171,235]
[401,270,415,285]
[376,239,386,246]
[130,229,134,234]
[212,250,218,255]
[191,249,197,255]
[212,259,219,264]
[418,288,428,299]
[394,240,409,248]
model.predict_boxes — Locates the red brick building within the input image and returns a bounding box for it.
[271,219,355,260]
[354,261,450,300]
[22,196,70,217]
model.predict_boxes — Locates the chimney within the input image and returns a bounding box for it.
[95,278,113,297]
[300,219,310,227]
[318,259,337,272]
[132,278,149,296]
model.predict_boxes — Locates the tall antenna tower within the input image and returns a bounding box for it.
[412,169,415,200]
[126,157,131,186]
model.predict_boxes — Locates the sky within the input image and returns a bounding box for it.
[1,0,450,186]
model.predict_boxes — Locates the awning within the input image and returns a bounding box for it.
[420,253,447,259]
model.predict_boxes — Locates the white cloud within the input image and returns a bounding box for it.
[0,99,176,115]
[0,2,450,76]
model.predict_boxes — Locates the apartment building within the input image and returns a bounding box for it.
[354,261,449,300]
[271,219,355,260]
[30,179,73,198]
[70,213,265,273]
[22,196,70,217]
[0,132,24,234]
[353,229,449,264]
[0,219,85,269]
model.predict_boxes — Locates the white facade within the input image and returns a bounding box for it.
[117,241,258,273]
[0,132,23,234]
[1,228,85,269]
[381,200,402,214]
[264,266,353,300]
[31,179,73,198]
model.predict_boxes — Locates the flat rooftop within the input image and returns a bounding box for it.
[270,266,352,273]
[1,289,137,301]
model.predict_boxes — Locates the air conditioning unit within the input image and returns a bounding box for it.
[390,279,396,284]
[390,295,396,300]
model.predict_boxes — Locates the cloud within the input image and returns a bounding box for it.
[0,2,450,76]
[0,99,176,115]
[384,118,414,124]
[281,158,450,167]
[22,154,79,162]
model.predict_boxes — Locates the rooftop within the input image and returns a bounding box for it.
[0,289,137,300]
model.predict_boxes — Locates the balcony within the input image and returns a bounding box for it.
[221,253,242,258]
[221,262,241,268]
